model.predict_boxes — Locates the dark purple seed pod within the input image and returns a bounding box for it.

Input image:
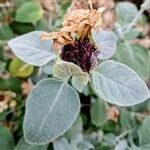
[60,37,99,73]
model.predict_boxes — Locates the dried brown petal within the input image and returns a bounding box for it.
[0,91,16,113]
[106,106,120,122]
[22,81,33,96]
[62,9,103,37]
[41,31,74,51]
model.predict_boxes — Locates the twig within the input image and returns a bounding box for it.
[125,7,144,33]
[116,129,133,142]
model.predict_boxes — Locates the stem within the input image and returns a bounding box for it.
[116,129,133,142]
[131,112,149,118]
[37,67,43,77]
[125,7,144,33]
[88,0,93,10]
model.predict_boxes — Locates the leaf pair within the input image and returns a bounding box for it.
[8,30,118,67]
[8,30,150,145]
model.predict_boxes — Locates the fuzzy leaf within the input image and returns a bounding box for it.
[116,43,149,78]
[90,99,107,127]
[8,31,56,66]
[53,138,71,150]
[91,60,150,106]
[71,77,85,92]
[142,0,150,10]
[120,109,135,129]
[53,60,89,85]
[16,137,48,150]
[116,2,138,26]
[139,144,150,150]
[124,29,140,40]
[23,78,80,144]
[92,30,118,60]
[138,116,150,145]
[64,116,83,140]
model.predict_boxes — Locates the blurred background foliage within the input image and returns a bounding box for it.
[0,0,150,150]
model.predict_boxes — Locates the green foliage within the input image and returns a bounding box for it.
[90,99,107,127]
[10,22,35,35]
[23,79,80,144]
[64,116,83,140]
[0,0,150,149]
[116,2,138,26]
[0,77,22,93]
[9,58,34,77]
[91,30,118,60]
[71,77,85,92]
[124,29,140,40]
[91,60,150,106]
[8,31,56,66]
[142,0,150,10]
[53,138,71,150]
[53,60,89,85]
[0,124,15,150]
[16,137,48,150]
[120,109,135,129]
[138,117,150,145]
[0,24,13,40]
[15,1,43,23]
[0,60,6,72]
[116,43,149,78]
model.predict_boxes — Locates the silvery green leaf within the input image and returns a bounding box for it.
[103,133,116,147]
[16,137,48,150]
[116,43,149,78]
[53,138,71,150]
[78,141,94,150]
[116,2,138,26]
[91,30,118,60]
[64,116,83,140]
[115,140,128,150]
[91,60,150,106]
[15,1,43,23]
[8,31,56,66]
[124,29,140,40]
[23,78,80,144]
[142,0,150,10]
[90,99,107,127]
[42,59,56,75]
[71,77,85,92]
[138,116,150,145]
[53,60,89,85]
[139,144,150,150]
[120,109,135,129]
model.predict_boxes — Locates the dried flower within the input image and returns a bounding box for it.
[106,106,119,122]
[22,80,33,95]
[41,31,74,52]
[62,8,103,38]
[0,91,16,113]
[41,5,106,73]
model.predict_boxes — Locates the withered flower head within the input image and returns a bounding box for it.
[41,6,104,50]
[0,91,16,113]
[41,31,74,52]
[41,5,105,73]
[62,8,103,38]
